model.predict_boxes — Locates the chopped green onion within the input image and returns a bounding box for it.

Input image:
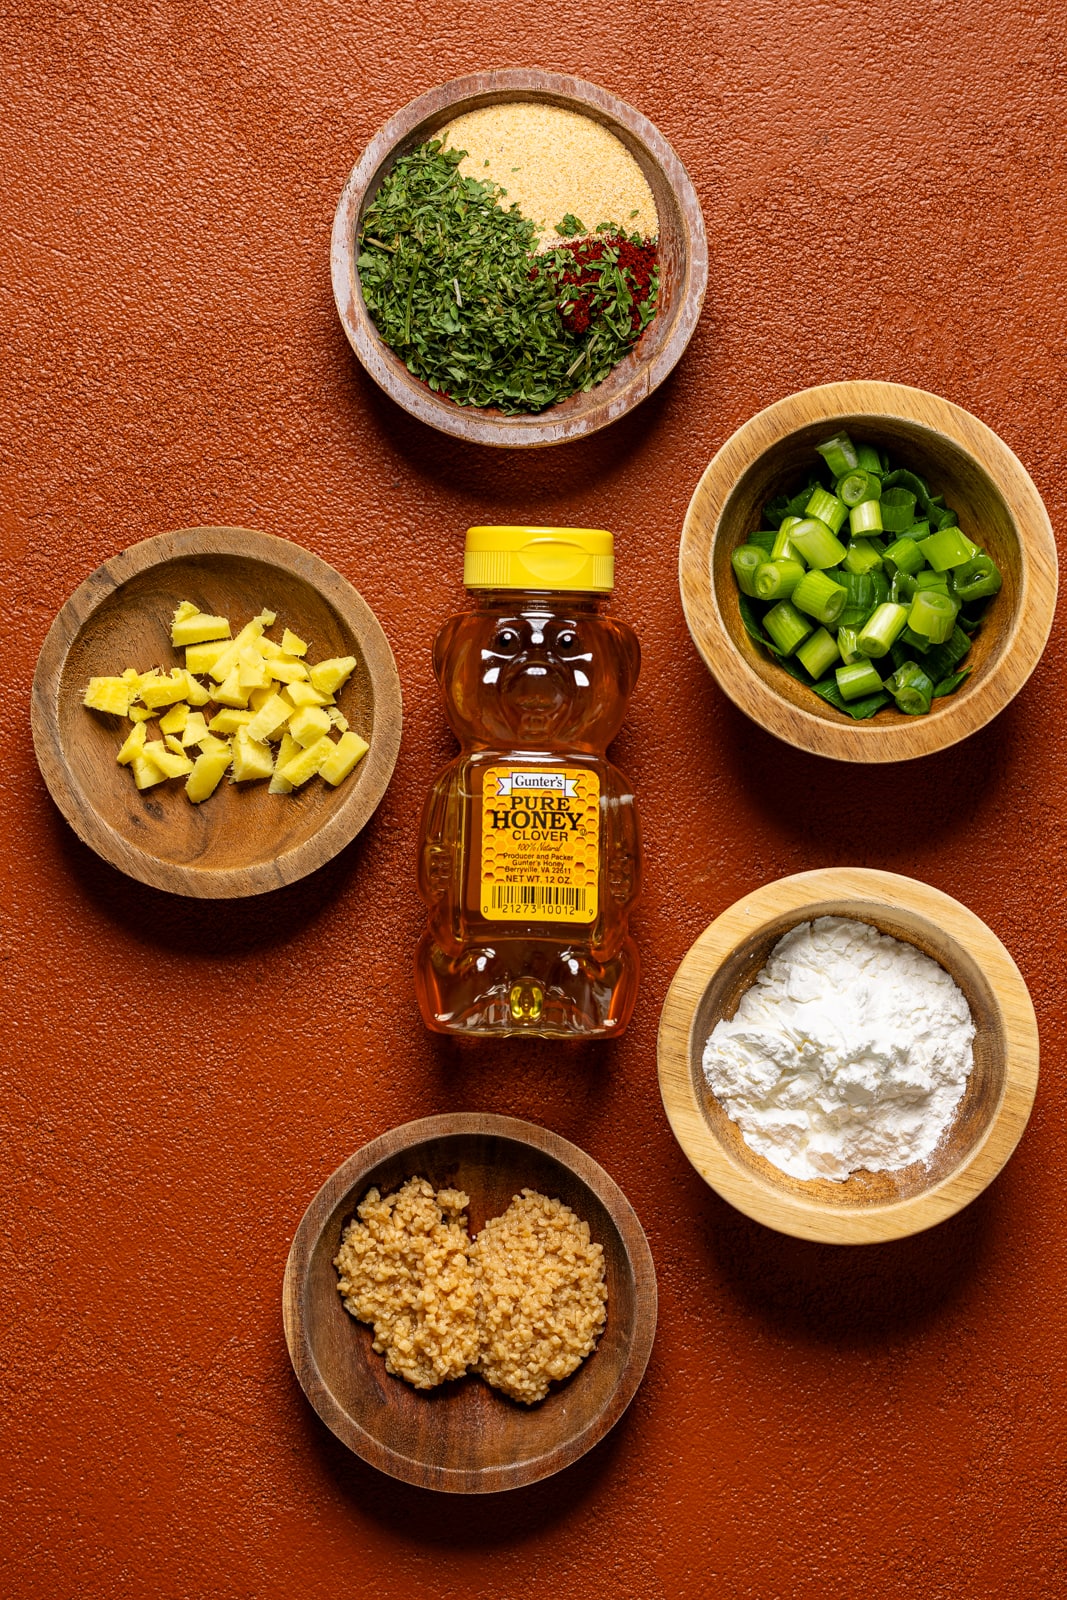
[900,624,933,653]
[888,659,934,715]
[907,589,959,644]
[923,626,972,682]
[731,544,766,596]
[915,570,950,594]
[950,553,1003,602]
[815,431,859,478]
[918,526,976,571]
[869,569,891,608]
[890,571,917,606]
[792,569,848,627]
[883,537,925,576]
[789,518,848,570]
[857,602,908,659]
[805,486,849,535]
[879,488,917,532]
[907,520,931,543]
[763,601,812,655]
[842,539,883,575]
[856,443,882,474]
[849,499,883,537]
[796,627,840,678]
[754,559,805,601]
[839,571,878,628]
[929,504,958,530]
[771,524,805,563]
[836,660,884,701]
[837,626,862,664]
[835,469,881,508]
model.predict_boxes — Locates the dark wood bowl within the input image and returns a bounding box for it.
[331,69,708,448]
[31,526,402,897]
[658,869,1039,1243]
[680,381,1058,761]
[282,1114,657,1493]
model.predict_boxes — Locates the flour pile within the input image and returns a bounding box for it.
[703,916,975,1181]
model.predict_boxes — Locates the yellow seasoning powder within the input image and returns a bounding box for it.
[437,102,658,245]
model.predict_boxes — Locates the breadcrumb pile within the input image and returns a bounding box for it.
[334,1179,607,1404]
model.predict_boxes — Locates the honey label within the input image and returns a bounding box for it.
[480,766,600,923]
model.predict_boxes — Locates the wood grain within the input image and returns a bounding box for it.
[282,1113,658,1493]
[657,868,1039,1244]
[680,381,1058,761]
[31,527,403,897]
[331,69,708,448]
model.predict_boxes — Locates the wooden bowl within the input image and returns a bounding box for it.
[680,381,1058,761]
[283,1113,657,1493]
[31,526,402,897]
[658,869,1039,1244]
[331,69,708,448]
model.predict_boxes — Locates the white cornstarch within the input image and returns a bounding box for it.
[703,917,975,1182]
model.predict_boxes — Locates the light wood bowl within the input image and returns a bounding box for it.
[331,69,708,448]
[283,1114,657,1493]
[680,381,1058,761]
[31,527,402,897]
[658,869,1039,1244]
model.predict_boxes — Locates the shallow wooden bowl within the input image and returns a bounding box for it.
[31,527,402,897]
[332,69,708,448]
[283,1113,657,1493]
[658,869,1039,1244]
[680,381,1058,761]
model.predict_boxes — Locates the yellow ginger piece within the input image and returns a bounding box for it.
[254,635,284,660]
[132,754,168,790]
[139,670,190,710]
[182,671,211,707]
[327,707,349,732]
[289,706,331,748]
[116,722,148,765]
[247,684,277,712]
[159,702,190,735]
[269,730,300,794]
[278,738,331,788]
[185,640,230,675]
[309,656,357,696]
[213,667,250,709]
[171,606,232,647]
[282,628,307,657]
[197,732,232,756]
[245,693,292,744]
[208,708,253,734]
[319,732,369,786]
[209,618,267,683]
[186,748,232,803]
[181,712,209,746]
[230,727,274,783]
[142,740,194,779]
[128,704,154,723]
[285,680,333,709]
[84,676,134,715]
[266,657,309,684]
[255,608,277,627]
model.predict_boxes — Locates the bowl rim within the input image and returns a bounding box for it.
[657,867,1039,1243]
[30,525,403,898]
[331,67,708,448]
[282,1111,658,1493]
[679,380,1059,762]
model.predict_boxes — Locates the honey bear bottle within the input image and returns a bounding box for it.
[415,525,641,1040]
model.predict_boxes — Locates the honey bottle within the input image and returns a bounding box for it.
[415,525,641,1039]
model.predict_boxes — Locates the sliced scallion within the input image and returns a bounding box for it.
[857,601,908,659]
[950,553,1003,602]
[879,488,917,532]
[883,537,925,577]
[796,627,840,678]
[842,539,884,575]
[792,569,848,627]
[849,499,883,537]
[788,518,848,570]
[754,559,805,601]
[856,443,883,474]
[907,589,959,644]
[918,526,976,571]
[888,659,935,715]
[763,601,812,655]
[731,544,766,596]
[771,523,806,563]
[815,431,859,478]
[805,486,849,534]
[915,570,950,594]
[837,626,862,664]
[890,571,918,606]
[836,660,884,701]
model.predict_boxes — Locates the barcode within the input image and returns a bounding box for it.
[489,885,588,913]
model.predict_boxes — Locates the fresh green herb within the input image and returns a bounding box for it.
[556,212,587,236]
[356,143,658,414]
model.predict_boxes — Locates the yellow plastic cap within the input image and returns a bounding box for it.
[464,526,614,593]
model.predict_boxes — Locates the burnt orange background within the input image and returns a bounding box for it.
[3,3,1067,1596]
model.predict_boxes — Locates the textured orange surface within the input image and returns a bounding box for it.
[3,4,1066,1597]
